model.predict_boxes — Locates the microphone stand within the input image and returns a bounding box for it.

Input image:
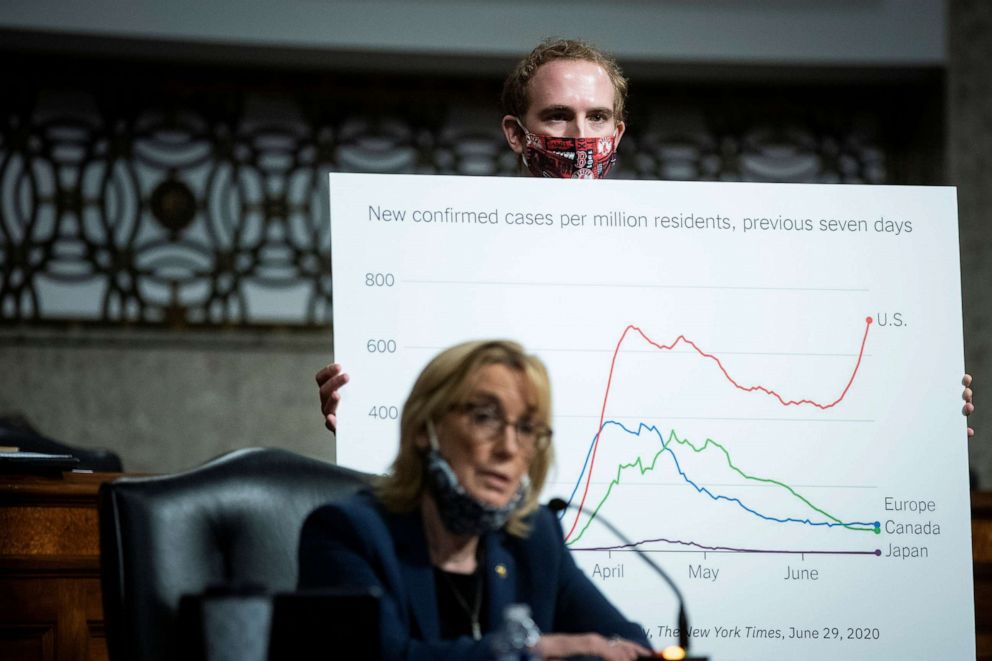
[549,498,709,661]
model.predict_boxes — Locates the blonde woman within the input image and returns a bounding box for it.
[300,341,652,660]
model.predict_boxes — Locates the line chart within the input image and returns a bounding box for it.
[563,316,875,541]
[330,173,972,660]
[564,421,880,547]
[569,538,883,556]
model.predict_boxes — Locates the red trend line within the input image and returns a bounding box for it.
[563,316,874,542]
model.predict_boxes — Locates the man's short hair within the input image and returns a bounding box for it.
[500,38,629,123]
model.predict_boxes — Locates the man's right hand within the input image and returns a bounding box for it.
[316,363,349,433]
[964,373,975,438]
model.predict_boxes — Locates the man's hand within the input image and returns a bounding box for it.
[316,363,350,433]
[964,373,975,438]
[531,633,653,660]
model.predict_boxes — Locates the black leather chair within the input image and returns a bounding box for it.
[99,447,372,661]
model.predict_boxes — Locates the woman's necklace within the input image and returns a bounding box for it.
[440,568,483,640]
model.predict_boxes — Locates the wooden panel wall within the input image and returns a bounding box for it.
[973,492,992,659]
[0,472,114,661]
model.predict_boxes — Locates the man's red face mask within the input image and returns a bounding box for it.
[516,119,619,179]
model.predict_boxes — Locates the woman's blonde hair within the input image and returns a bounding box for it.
[375,340,553,537]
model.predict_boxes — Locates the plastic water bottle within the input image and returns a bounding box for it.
[492,603,542,660]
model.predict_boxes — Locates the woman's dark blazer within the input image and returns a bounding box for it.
[299,489,650,660]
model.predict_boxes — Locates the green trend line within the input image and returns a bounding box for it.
[566,426,879,545]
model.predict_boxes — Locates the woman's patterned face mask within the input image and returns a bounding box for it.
[423,419,529,536]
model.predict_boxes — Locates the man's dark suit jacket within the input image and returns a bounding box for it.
[299,490,650,660]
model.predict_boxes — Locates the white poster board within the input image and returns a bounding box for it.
[329,173,974,660]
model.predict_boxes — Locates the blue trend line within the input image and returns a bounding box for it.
[560,419,877,529]
[559,429,599,520]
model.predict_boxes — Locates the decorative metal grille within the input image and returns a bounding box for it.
[0,62,930,327]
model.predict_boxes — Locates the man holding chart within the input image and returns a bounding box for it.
[305,40,973,658]
[316,38,975,437]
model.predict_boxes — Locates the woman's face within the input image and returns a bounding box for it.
[429,363,538,508]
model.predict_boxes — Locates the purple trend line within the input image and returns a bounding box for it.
[570,535,882,556]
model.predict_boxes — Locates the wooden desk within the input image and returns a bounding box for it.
[0,471,120,661]
[974,491,992,659]
[3,473,992,660]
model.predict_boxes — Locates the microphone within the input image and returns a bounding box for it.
[548,497,707,661]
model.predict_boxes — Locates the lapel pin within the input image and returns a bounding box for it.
[495,563,508,579]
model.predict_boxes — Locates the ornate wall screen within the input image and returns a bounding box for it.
[0,60,940,327]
